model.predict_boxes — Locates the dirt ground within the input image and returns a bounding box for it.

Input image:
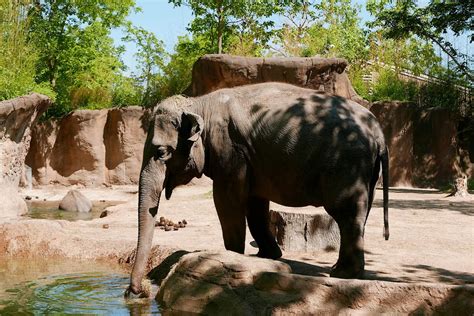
[1,176,471,287]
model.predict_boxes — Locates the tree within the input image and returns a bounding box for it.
[0,0,54,100]
[169,0,280,54]
[27,0,136,115]
[123,26,166,107]
[367,0,473,82]
[157,35,208,99]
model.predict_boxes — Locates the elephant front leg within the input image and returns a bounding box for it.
[247,196,282,259]
[213,180,247,254]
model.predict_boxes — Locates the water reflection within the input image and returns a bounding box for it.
[26,200,120,221]
[0,259,160,315]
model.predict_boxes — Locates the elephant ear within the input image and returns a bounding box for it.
[180,111,204,142]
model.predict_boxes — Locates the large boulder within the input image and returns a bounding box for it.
[0,93,50,187]
[154,250,474,315]
[59,190,92,212]
[155,251,292,314]
[185,54,366,105]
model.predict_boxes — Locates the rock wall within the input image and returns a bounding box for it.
[371,101,473,187]
[26,102,473,188]
[185,54,366,105]
[26,106,151,186]
[0,93,51,187]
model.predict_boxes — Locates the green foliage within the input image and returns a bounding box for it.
[156,35,208,100]
[112,75,142,107]
[169,0,280,55]
[28,0,136,116]
[370,69,418,102]
[273,0,368,65]
[367,0,473,81]
[122,25,166,107]
[417,73,469,114]
[0,0,37,100]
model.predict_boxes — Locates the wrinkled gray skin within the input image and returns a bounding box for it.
[127,82,389,296]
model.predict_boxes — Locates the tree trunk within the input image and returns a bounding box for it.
[452,176,469,197]
[217,0,224,54]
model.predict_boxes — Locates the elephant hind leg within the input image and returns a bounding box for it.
[327,193,369,279]
[247,196,282,259]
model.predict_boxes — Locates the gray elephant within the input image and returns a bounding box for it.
[127,82,389,296]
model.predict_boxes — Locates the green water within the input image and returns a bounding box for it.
[0,259,160,315]
[26,201,120,221]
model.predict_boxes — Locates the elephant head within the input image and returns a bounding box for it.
[128,99,205,296]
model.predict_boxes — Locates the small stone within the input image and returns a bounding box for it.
[102,224,109,229]
[160,226,165,230]
[35,196,39,199]
[173,224,179,231]
[178,221,185,228]
[100,199,106,202]
[100,210,108,218]
[164,225,172,231]
[43,198,47,201]
[159,216,165,222]
[25,196,32,200]
[182,219,187,225]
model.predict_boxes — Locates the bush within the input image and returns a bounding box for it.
[371,69,418,102]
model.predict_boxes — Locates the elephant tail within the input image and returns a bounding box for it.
[381,146,389,240]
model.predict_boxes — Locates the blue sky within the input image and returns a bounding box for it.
[111,0,193,74]
[112,0,471,75]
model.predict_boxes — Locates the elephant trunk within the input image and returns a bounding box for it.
[128,160,165,295]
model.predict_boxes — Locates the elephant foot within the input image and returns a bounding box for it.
[330,260,364,279]
[257,245,282,260]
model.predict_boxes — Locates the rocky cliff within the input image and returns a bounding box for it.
[26,106,151,186]
[26,103,472,188]
[0,93,51,187]
[371,101,473,187]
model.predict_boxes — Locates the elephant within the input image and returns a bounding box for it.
[126,82,389,296]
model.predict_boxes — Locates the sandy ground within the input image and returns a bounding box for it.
[2,177,473,286]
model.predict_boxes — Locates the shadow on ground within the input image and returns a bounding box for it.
[373,199,474,216]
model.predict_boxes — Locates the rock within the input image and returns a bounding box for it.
[99,210,108,218]
[102,224,109,229]
[185,54,367,106]
[25,106,152,187]
[154,250,474,315]
[0,184,28,219]
[25,196,32,200]
[269,206,339,252]
[156,251,291,314]
[371,102,474,187]
[0,93,51,187]
[59,190,92,212]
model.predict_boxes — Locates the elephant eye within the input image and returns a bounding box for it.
[171,119,179,129]
[156,146,167,157]
[154,145,174,161]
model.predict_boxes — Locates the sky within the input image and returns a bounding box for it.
[112,0,472,76]
[110,0,193,74]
